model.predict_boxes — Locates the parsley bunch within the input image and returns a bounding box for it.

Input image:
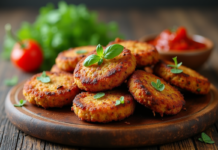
[83,44,124,67]
[168,56,183,74]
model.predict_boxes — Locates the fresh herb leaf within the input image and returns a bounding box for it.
[96,44,104,57]
[94,92,105,99]
[98,58,103,65]
[83,44,123,67]
[83,54,101,66]
[4,76,18,86]
[198,132,215,144]
[115,100,121,106]
[168,56,183,74]
[76,50,87,54]
[37,71,50,83]
[115,96,125,106]
[151,79,165,92]
[120,96,124,104]
[14,99,26,107]
[103,44,124,59]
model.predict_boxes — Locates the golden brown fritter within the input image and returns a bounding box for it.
[74,48,136,92]
[56,46,96,72]
[154,60,210,95]
[128,70,185,117]
[50,64,72,74]
[108,38,159,67]
[23,71,80,108]
[72,90,135,123]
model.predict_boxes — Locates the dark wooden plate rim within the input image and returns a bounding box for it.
[5,81,218,148]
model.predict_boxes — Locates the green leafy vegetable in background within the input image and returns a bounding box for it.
[4,76,18,86]
[76,50,87,54]
[198,132,215,144]
[14,99,26,107]
[2,2,123,70]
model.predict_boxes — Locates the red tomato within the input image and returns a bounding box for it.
[11,40,43,72]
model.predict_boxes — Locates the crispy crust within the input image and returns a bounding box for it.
[108,38,159,67]
[154,60,210,95]
[74,48,136,92]
[23,71,80,108]
[72,90,135,123]
[50,64,72,74]
[56,46,96,72]
[128,70,185,117]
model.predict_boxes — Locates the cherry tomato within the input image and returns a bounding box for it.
[11,40,43,72]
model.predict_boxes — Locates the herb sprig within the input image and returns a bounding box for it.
[94,92,105,99]
[151,79,165,92]
[198,132,215,144]
[83,44,124,67]
[14,99,26,107]
[4,76,18,86]
[115,96,124,106]
[37,71,50,83]
[168,56,183,74]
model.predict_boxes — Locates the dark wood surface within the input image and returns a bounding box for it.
[1,7,218,150]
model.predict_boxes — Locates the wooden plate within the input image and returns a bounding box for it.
[5,81,218,148]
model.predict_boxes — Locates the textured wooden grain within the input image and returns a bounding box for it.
[160,139,195,150]
[0,7,218,150]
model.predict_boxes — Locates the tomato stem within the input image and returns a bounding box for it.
[5,24,25,49]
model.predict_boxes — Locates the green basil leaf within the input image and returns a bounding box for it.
[167,64,176,68]
[96,44,103,57]
[115,100,121,106]
[157,79,161,86]
[198,138,204,142]
[98,58,103,65]
[103,44,124,59]
[83,54,101,67]
[177,62,182,67]
[94,92,105,99]
[158,84,165,91]
[37,76,51,83]
[14,104,23,107]
[120,96,124,104]
[172,56,178,66]
[151,82,157,89]
[4,76,18,86]
[202,132,213,142]
[76,50,87,54]
[171,69,183,74]
[14,99,26,107]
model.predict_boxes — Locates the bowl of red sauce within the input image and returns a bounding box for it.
[139,27,214,69]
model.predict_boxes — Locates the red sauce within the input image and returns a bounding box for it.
[148,27,206,51]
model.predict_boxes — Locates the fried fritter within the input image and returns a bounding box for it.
[23,71,80,108]
[72,90,135,123]
[108,38,159,67]
[128,70,185,117]
[154,60,210,95]
[56,46,96,72]
[50,64,72,74]
[74,48,136,92]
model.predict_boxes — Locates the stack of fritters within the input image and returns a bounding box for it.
[23,38,211,123]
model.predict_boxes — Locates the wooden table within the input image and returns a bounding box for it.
[1,7,218,150]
